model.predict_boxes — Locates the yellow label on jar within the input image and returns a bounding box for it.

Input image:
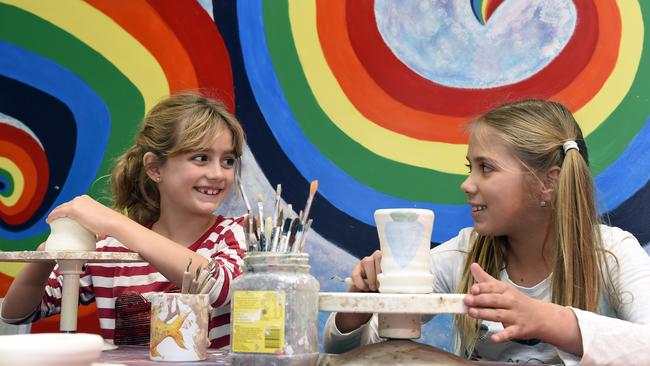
[232,290,285,353]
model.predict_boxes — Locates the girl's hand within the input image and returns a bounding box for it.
[463,262,554,343]
[46,195,123,239]
[349,250,382,292]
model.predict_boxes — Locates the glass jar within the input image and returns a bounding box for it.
[230,252,320,366]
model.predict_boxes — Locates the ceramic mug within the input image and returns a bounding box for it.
[375,208,435,294]
[149,293,210,362]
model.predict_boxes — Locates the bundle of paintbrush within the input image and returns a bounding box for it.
[181,257,218,294]
[239,180,318,253]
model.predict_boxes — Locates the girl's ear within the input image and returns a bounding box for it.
[540,166,561,202]
[143,152,161,182]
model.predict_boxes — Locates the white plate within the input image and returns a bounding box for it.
[0,333,103,366]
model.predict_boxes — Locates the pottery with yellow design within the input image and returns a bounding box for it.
[149,293,210,362]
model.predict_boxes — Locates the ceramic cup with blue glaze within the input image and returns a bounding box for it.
[375,208,434,294]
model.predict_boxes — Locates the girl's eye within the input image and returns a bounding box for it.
[465,163,472,173]
[222,157,236,168]
[481,163,494,173]
[192,154,209,162]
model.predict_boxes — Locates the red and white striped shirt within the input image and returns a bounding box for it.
[7,215,246,349]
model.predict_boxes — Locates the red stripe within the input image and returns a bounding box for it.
[147,1,235,112]
[210,334,229,349]
[345,0,598,116]
[210,313,230,328]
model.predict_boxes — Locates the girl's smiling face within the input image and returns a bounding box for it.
[156,130,236,218]
[460,125,541,237]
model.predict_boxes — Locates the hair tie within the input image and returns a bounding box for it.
[562,140,579,153]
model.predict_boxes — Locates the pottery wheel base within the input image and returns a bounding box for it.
[320,340,472,366]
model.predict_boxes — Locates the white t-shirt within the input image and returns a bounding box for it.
[323,225,650,365]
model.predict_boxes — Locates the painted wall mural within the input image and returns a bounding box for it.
[1,0,648,349]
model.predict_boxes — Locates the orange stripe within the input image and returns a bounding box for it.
[86,0,199,92]
[0,141,37,215]
[317,0,469,143]
[552,0,620,110]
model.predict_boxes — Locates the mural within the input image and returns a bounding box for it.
[1,0,648,349]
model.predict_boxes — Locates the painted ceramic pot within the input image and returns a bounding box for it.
[375,208,434,294]
[149,293,210,362]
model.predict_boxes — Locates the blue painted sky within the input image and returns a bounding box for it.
[375,0,576,88]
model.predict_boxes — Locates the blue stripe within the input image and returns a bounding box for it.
[595,116,650,211]
[0,41,110,239]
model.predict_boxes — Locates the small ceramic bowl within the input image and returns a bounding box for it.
[0,333,103,366]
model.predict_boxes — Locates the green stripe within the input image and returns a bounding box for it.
[0,168,14,196]
[264,1,466,203]
[0,4,145,250]
[587,1,650,175]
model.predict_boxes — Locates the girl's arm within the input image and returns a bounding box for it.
[0,244,55,320]
[45,195,210,288]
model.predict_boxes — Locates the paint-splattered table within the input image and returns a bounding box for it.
[94,345,228,365]
[0,251,144,332]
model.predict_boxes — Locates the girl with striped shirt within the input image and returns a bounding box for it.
[1,92,247,349]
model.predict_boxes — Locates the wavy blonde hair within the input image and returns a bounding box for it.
[109,92,245,224]
[454,99,618,357]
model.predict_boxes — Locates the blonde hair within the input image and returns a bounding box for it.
[109,92,245,224]
[454,99,616,357]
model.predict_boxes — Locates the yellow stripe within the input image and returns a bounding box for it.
[574,0,642,134]
[482,1,489,23]
[290,1,467,174]
[0,262,26,277]
[4,0,169,111]
[0,157,24,206]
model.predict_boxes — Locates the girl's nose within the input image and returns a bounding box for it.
[208,162,226,180]
[460,175,476,196]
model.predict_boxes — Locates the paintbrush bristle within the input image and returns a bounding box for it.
[310,180,318,196]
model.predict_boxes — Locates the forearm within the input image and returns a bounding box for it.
[107,216,209,287]
[538,302,583,355]
[1,262,55,320]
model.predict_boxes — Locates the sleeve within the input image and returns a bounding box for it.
[203,216,247,308]
[557,228,650,365]
[322,312,383,354]
[0,264,95,325]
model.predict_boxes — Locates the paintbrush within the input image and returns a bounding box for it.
[181,257,192,294]
[287,217,301,249]
[301,180,318,225]
[236,174,254,235]
[278,218,293,252]
[295,218,313,253]
[264,216,273,247]
[257,194,265,250]
[271,184,282,225]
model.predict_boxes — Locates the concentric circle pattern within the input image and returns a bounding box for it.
[0,1,233,249]
[232,0,650,256]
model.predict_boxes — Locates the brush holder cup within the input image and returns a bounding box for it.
[230,252,320,366]
[149,293,210,362]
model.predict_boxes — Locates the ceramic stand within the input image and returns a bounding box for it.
[0,251,142,332]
